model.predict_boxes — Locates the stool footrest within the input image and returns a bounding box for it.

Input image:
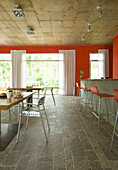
[92,111,99,119]
[107,111,116,116]
[115,132,118,137]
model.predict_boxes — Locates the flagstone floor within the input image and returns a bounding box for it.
[0,95,118,170]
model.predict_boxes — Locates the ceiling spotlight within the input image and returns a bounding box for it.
[87,23,91,32]
[82,34,85,41]
[12,5,25,17]
[96,5,103,18]
[27,27,35,35]
[98,10,103,18]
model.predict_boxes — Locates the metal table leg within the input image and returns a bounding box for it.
[0,110,18,151]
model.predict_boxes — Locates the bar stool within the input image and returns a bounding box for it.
[75,82,84,104]
[76,82,82,97]
[110,89,118,151]
[81,83,91,104]
[91,85,114,131]
[80,83,92,110]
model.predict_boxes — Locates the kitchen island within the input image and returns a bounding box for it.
[81,79,118,126]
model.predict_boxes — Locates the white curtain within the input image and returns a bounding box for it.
[98,49,109,77]
[59,50,75,95]
[11,50,26,87]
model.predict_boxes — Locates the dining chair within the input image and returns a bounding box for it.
[16,95,50,143]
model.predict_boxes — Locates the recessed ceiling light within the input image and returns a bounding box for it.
[12,5,25,17]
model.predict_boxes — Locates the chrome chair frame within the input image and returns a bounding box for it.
[16,96,50,143]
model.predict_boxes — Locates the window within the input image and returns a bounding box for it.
[0,54,11,88]
[90,53,105,79]
[25,53,63,94]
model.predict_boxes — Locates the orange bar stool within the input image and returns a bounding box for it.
[91,85,114,130]
[80,83,92,109]
[82,83,91,103]
[73,82,82,97]
[76,82,82,97]
[110,89,118,151]
[75,82,85,105]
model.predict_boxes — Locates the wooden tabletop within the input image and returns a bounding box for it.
[9,87,59,91]
[0,92,34,110]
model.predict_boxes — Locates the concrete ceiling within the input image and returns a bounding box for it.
[0,0,118,46]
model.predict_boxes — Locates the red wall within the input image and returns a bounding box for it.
[0,45,113,86]
[113,35,118,78]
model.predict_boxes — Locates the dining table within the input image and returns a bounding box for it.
[9,86,44,102]
[9,86,57,105]
[0,92,34,151]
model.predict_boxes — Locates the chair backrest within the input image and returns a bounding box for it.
[38,96,45,106]
[114,89,118,103]
[91,85,99,95]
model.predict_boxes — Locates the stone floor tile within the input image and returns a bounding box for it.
[36,162,53,170]
[98,142,118,160]
[85,150,99,161]
[2,151,22,166]
[23,146,40,156]
[73,156,91,170]
[97,153,111,169]
[12,143,26,151]
[54,168,66,170]
[15,156,30,170]
[0,167,15,170]
[89,160,103,170]
[108,160,118,170]
[71,138,85,157]
[65,160,74,170]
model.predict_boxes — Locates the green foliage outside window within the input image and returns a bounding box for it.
[26,54,62,94]
[0,54,11,86]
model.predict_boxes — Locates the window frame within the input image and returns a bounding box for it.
[89,53,105,79]
[25,53,64,93]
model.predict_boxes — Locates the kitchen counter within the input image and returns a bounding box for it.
[81,79,118,127]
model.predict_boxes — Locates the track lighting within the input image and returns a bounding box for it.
[87,24,91,32]
[82,34,85,41]
[27,27,35,35]
[96,5,103,18]
[12,5,25,17]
